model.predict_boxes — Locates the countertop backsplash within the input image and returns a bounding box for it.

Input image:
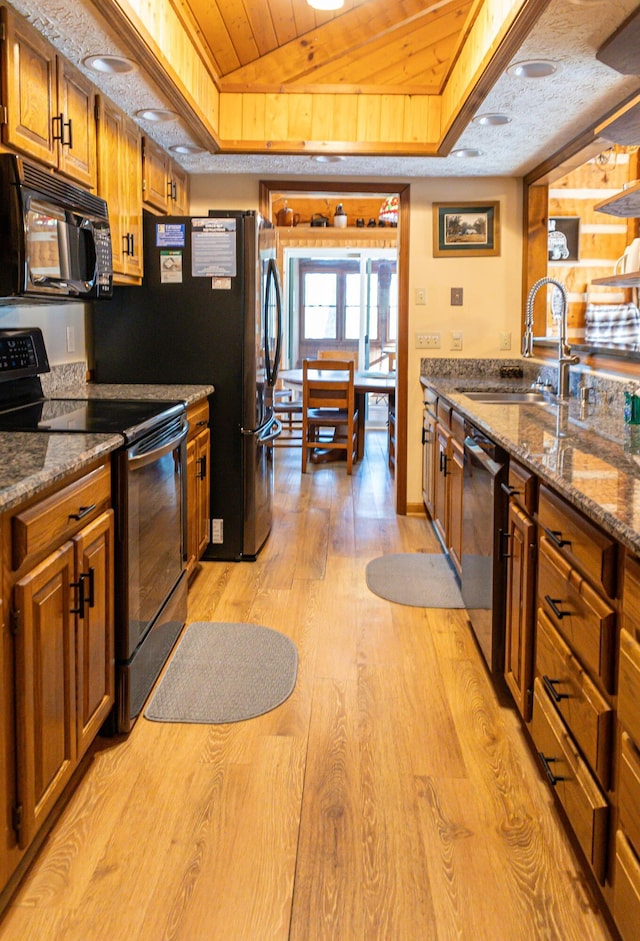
[40,361,88,395]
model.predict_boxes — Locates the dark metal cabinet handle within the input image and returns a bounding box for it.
[543,526,571,549]
[542,674,569,702]
[68,503,96,522]
[537,752,566,786]
[52,113,72,147]
[544,594,569,620]
[439,451,448,477]
[499,528,511,560]
[70,573,87,619]
[196,455,207,480]
[501,482,520,497]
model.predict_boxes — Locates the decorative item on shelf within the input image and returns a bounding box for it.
[275,201,300,227]
[615,238,640,275]
[310,213,329,227]
[356,218,365,227]
[333,203,347,228]
[367,218,377,227]
[378,195,399,227]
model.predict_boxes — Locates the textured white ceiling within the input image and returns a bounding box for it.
[7,0,640,178]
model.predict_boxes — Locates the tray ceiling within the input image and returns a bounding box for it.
[184,0,476,93]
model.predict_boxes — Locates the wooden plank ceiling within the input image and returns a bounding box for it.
[183,0,478,94]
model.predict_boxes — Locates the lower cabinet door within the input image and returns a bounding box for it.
[614,830,640,941]
[74,510,115,759]
[14,543,77,848]
[531,679,608,882]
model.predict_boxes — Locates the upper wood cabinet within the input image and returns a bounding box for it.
[96,95,143,283]
[142,135,189,215]
[0,6,96,190]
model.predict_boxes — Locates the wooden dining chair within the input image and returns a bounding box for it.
[301,359,359,474]
[273,378,303,446]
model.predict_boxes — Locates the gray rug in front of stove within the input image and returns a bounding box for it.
[144,621,298,724]
[365,552,464,607]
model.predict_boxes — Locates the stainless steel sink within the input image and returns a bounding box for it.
[462,390,554,405]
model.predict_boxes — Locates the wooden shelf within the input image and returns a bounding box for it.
[591,271,640,288]
[594,182,640,217]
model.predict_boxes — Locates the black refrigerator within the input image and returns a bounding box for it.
[91,209,282,561]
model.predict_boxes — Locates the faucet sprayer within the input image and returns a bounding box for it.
[523,277,579,399]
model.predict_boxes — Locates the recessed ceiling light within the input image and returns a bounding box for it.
[507,59,559,79]
[472,113,512,126]
[84,54,136,75]
[312,155,346,163]
[169,144,206,155]
[135,109,178,122]
[307,0,344,9]
[450,148,483,158]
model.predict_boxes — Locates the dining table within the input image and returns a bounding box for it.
[278,368,396,461]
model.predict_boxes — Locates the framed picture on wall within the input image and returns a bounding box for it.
[548,216,580,261]
[433,201,500,257]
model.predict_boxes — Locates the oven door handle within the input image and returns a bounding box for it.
[128,423,188,470]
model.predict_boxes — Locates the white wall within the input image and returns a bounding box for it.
[192,172,523,508]
[0,301,87,365]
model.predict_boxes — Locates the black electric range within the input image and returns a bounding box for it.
[0,327,184,440]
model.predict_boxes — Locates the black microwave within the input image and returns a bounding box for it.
[0,154,113,301]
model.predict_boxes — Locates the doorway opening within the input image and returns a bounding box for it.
[259,180,409,514]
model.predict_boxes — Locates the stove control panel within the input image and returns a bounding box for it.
[0,328,49,381]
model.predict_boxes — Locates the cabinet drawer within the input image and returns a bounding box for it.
[507,460,537,515]
[623,554,640,640]
[12,464,111,570]
[614,831,640,941]
[436,399,451,427]
[536,610,612,788]
[538,537,615,693]
[619,733,640,857]
[538,485,617,597]
[187,399,209,442]
[619,629,640,744]
[531,679,608,882]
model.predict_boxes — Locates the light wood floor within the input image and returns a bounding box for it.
[0,432,616,941]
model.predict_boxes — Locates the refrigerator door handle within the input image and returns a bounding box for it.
[265,256,283,387]
[241,409,281,441]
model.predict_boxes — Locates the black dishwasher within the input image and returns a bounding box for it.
[461,423,509,673]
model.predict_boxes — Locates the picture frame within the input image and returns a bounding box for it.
[548,216,580,262]
[433,201,500,257]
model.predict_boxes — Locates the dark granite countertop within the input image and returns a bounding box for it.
[0,432,122,512]
[420,374,640,557]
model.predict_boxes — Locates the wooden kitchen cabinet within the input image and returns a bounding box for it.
[142,135,189,214]
[431,407,463,576]
[503,461,537,721]
[186,399,210,579]
[1,461,114,883]
[96,95,143,282]
[0,6,96,189]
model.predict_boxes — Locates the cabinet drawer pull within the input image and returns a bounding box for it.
[68,503,96,522]
[537,752,566,786]
[501,482,520,497]
[544,594,569,619]
[543,526,571,549]
[542,674,569,702]
[196,455,207,480]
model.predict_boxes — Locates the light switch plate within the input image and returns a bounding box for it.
[451,287,463,306]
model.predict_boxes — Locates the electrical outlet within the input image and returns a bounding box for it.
[451,287,463,306]
[450,331,463,350]
[415,287,427,305]
[416,332,440,349]
[499,331,512,350]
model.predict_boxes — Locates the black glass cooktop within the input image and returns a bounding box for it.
[0,397,185,440]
